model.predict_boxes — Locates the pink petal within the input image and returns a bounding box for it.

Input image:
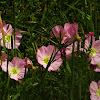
[63,23,71,35]
[48,58,63,71]
[46,45,55,56]
[90,81,98,94]
[93,40,100,50]
[1,61,12,72]
[85,32,95,50]
[50,25,64,38]
[11,57,26,68]
[90,94,100,100]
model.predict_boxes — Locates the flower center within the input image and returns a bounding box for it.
[43,56,51,64]
[97,88,100,96]
[10,66,19,75]
[98,63,100,68]
[90,47,96,57]
[5,33,11,43]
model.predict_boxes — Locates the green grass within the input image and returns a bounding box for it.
[0,0,100,100]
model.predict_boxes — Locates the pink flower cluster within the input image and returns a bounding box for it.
[1,55,32,81]
[1,17,100,100]
[36,23,81,71]
[48,22,100,99]
[0,19,33,81]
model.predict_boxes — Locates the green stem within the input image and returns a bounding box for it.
[90,0,94,32]
[79,67,82,100]
[13,0,16,56]
[71,41,74,100]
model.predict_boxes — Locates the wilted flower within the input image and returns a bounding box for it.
[36,45,63,71]
[0,24,22,49]
[90,81,100,100]
[1,57,27,81]
[24,57,33,68]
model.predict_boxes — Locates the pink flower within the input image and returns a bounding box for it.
[61,22,80,45]
[65,41,81,60]
[23,57,33,68]
[84,32,100,64]
[0,51,7,66]
[89,40,100,64]
[50,25,64,38]
[36,45,63,71]
[0,24,22,49]
[1,57,27,81]
[90,81,100,100]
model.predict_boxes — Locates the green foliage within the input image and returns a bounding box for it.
[0,0,100,100]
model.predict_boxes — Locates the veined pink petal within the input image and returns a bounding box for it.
[48,58,63,71]
[11,57,26,68]
[90,81,98,94]
[90,94,100,100]
[50,25,64,38]
[46,45,55,56]
[92,40,100,51]
[63,23,71,36]
[90,53,100,65]
[37,46,47,60]
[1,61,12,72]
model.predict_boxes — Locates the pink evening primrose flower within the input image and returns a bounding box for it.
[90,81,100,100]
[89,40,100,65]
[50,25,64,38]
[0,51,7,67]
[36,45,63,71]
[0,24,22,49]
[65,41,81,60]
[61,22,80,45]
[84,32,100,64]
[1,57,27,81]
